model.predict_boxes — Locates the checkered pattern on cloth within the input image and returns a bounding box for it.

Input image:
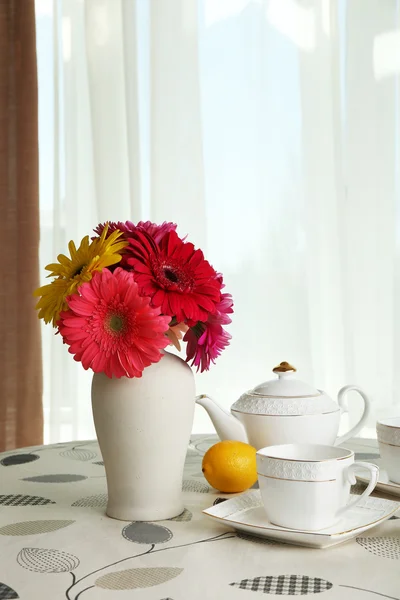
[0,581,19,598]
[0,495,55,506]
[230,575,333,595]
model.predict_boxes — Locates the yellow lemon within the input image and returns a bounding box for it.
[202,440,257,493]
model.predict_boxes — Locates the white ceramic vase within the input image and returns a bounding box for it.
[91,351,196,521]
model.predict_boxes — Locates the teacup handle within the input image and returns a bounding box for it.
[335,385,371,445]
[336,461,379,517]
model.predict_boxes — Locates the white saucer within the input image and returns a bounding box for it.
[356,458,400,497]
[203,490,399,549]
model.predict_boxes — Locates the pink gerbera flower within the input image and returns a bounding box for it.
[58,268,170,378]
[126,230,222,323]
[184,293,233,372]
[94,220,177,244]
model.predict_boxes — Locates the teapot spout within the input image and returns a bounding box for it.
[195,394,248,443]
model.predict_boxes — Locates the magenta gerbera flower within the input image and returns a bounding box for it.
[58,268,171,378]
[93,221,177,269]
[94,220,177,244]
[126,230,222,323]
[184,293,233,372]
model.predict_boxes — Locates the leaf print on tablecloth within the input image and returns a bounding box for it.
[0,581,19,599]
[0,520,74,536]
[59,449,97,461]
[0,495,55,506]
[71,494,107,508]
[168,509,192,522]
[357,537,400,559]
[230,575,333,594]
[22,474,87,483]
[122,522,173,544]
[17,548,80,573]
[95,567,183,590]
[1,454,40,467]
[182,479,209,493]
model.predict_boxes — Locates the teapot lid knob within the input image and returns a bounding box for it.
[272,361,296,374]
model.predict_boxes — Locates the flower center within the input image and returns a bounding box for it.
[163,268,179,283]
[108,314,125,334]
[72,264,86,277]
[152,259,194,292]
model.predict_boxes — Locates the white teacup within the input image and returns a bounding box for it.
[256,444,379,531]
[377,418,400,484]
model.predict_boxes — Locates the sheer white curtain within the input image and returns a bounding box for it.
[35,0,400,443]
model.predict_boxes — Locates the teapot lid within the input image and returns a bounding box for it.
[231,362,338,416]
[252,362,320,398]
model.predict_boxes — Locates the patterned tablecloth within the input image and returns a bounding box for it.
[0,436,399,600]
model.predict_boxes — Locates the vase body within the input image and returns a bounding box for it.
[91,352,196,521]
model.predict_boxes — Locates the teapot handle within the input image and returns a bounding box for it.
[335,385,371,446]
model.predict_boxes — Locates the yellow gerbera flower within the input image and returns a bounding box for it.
[34,225,128,326]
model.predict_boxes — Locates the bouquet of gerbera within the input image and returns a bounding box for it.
[34,221,233,378]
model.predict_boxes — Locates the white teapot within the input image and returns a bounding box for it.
[196,362,371,450]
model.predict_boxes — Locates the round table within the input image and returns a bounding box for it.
[0,436,399,599]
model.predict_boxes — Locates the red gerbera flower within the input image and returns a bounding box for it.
[184,293,233,372]
[94,220,177,244]
[58,268,170,378]
[126,230,222,323]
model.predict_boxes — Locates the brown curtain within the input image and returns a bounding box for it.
[0,0,43,451]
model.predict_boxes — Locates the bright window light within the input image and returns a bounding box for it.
[373,29,400,80]
[204,0,255,27]
[266,0,315,51]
